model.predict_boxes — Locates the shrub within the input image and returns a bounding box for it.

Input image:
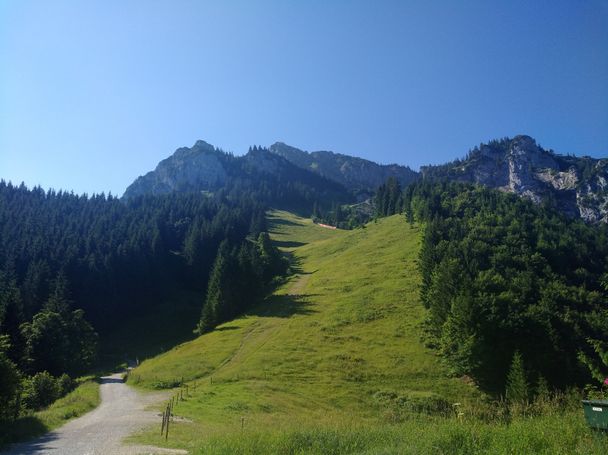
[21,371,70,411]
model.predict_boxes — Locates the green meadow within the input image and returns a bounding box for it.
[128,211,607,454]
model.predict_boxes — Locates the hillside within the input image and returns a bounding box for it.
[269,142,419,197]
[421,135,608,223]
[122,141,352,213]
[127,211,480,449]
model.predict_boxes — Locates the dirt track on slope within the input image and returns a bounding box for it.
[2,372,186,455]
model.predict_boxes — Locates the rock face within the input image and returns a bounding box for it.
[269,142,418,197]
[122,141,353,207]
[123,140,227,199]
[421,135,608,223]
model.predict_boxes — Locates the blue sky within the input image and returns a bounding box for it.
[1,0,607,195]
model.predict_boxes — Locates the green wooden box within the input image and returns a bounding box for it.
[582,400,608,430]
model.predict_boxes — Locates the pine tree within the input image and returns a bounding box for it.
[44,272,72,314]
[506,351,528,403]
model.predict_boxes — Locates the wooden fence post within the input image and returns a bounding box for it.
[165,410,170,441]
[161,409,164,435]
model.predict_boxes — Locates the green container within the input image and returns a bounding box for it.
[582,400,608,430]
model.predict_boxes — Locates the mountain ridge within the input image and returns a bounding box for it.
[421,135,608,223]
[268,141,419,198]
[122,135,607,223]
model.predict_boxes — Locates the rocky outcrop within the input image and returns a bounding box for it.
[123,140,227,199]
[122,141,353,208]
[421,135,608,223]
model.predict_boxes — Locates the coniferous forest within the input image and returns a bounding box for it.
[0,180,286,421]
[400,181,608,394]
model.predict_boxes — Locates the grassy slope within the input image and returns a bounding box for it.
[1,378,100,447]
[129,212,479,446]
[128,210,607,453]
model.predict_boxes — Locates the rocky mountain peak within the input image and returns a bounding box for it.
[422,135,608,223]
[123,140,228,199]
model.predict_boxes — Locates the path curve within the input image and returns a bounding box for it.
[3,372,185,455]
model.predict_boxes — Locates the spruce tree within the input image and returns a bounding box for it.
[506,351,528,403]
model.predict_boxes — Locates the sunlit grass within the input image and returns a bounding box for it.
[1,378,100,448]
[128,210,607,453]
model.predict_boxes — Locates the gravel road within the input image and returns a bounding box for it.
[3,372,186,455]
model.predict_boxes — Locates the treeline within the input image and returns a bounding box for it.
[198,232,287,332]
[375,177,406,218]
[0,180,285,423]
[372,176,608,393]
[400,181,608,393]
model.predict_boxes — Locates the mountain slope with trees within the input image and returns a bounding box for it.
[268,141,418,198]
[123,141,353,214]
[400,180,608,392]
[421,135,608,223]
[0,180,286,435]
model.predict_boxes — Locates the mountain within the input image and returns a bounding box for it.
[123,141,352,212]
[124,135,607,223]
[421,135,608,223]
[123,140,228,198]
[268,142,419,197]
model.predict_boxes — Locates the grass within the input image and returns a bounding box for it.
[127,210,608,453]
[0,377,100,448]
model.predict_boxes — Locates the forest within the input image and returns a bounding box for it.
[397,181,608,394]
[0,180,287,423]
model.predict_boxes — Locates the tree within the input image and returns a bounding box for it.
[0,335,20,421]
[506,351,528,403]
[44,271,72,314]
[197,242,231,333]
[20,308,97,377]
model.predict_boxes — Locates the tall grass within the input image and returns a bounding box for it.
[191,393,608,455]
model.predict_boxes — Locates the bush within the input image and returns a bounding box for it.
[21,371,74,411]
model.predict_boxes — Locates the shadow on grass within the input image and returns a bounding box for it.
[0,416,52,452]
[273,239,307,249]
[250,293,318,318]
[98,376,125,385]
[215,326,240,332]
[267,215,302,228]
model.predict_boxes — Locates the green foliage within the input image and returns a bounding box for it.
[1,378,99,448]
[505,351,528,403]
[406,181,608,391]
[0,335,20,421]
[197,233,287,333]
[20,371,72,411]
[375,176,403,217]
[20,308,97,377]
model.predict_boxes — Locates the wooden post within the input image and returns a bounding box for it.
[165,408,170,440]
[241,416,244,430]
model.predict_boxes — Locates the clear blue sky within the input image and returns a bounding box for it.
[1,0,607,195]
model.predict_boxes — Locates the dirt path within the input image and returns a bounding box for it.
[289,273,311,295]
[3,372,186,455]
